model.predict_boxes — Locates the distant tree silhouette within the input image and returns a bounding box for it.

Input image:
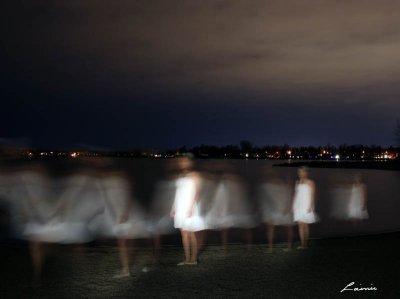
[240,140,253,153]
[176,145,187,154]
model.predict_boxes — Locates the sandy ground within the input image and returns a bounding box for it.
[0,233,399,298]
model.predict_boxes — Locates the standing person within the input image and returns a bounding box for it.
[170,157,205,266]
[292,167,317,249]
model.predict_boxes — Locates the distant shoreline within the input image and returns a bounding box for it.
[274,160,400,171]
[1,156,400,171]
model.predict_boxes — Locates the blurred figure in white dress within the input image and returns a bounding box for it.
[22,164,106,281]
[7,164,60,281]
[257,169,293,252]
[329,174,368,226]
[54,167,106,244]
[100,166,148,278]
[348,174,368,221]
[148,161,180,258]
[193,166,219,253]
[204,163,256,252]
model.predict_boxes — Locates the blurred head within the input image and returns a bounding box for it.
[177,157,193,172]
[262,167,276,179]
[353,173,362,184]
[297,166,309,179]
[20,161,48,175]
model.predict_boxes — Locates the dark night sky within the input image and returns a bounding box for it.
[1,1,400,150]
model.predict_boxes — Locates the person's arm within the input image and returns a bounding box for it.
[362,183,368,211]
[291,181,298,214]
[170,198,176,218]
[188,174,201,217]
[308,180,316,212]
[170,178,179,217]
[121,177,134,223]
[119,194,131,224]
[52,175,86,221]
[287,180,295,214]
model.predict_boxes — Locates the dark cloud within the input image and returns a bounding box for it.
[1,1,399,148]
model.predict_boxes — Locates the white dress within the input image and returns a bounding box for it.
[9,170,56,241]
[258,182,292,226]
[348,184,368,220]
[47,173,106,243]
[205,178,256,229]
[293,182,318,223]
[173,175,206,232]
[101,175,148,239]
[329,185,351,220]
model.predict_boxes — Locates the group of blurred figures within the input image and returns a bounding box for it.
[0,158,368,279]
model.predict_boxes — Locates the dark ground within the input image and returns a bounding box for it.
[0,232,399,298]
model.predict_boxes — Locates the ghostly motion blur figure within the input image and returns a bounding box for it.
[329,174,369,224]
[100,166,148,278]
[258,169,293,253]
[204,163,255,252]
[148,161,179,260]
[348,174,368,220]
[8,165,53,281]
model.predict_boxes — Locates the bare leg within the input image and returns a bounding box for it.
[303,223,309,248]
[189,232,198,262]
[196,230,206,253]
[352,219,361,232]
[181,230,190,262]
[118,238,129,274]
[245,229,252,252]
[30,239,42,281]
[287,225,293,249]
[222,229,229,253]
[298,222,305,248]
[153,234,161,260]
[267,224,274,252]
